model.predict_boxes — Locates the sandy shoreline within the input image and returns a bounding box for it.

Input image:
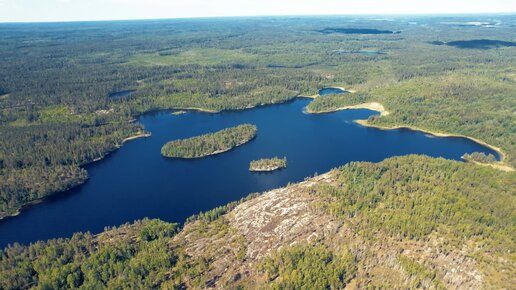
[183,107,219,113]
[355,119,507,160]
[460,158,514,172]
[305,99,512,171]
[297,86,354,99]
[121,132,151,144]
[306,102,390,116]
[333,86,357,93]
[353,119,512,172]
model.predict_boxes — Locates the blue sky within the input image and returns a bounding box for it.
[1,0,515,23]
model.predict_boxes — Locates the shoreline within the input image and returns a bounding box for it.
[460,158,514,172]
[297,94,319,99]
[0,187,73,222]
[297,86,354,99]
[0,131,152,221]
[354,119,512,171]
[354,119,507,161]
[249,157,287,172]
[4,97,512,223]
[121,132,152,144]
[0,209,21,221]
[306,102,390,116]
[305,101,511,171]
[249,166,284,172]
[182,107,219,113]
[163,135,256,159]
[333,86,357,93]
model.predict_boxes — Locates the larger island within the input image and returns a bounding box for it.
[161,124,257,158]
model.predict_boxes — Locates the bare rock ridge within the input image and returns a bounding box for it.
[172,169,490,289]
[229,173,342,261]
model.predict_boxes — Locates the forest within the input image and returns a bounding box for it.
[161,124,257,158]
[1,15,515,218]
[462,152,497,163]
[1,155,513,289]
[0,15,515,288]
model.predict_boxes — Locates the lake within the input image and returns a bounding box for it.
[318,28,398,34]
[108,90,136,98]
[319,87,349,95]
[335,51,385,55]
[0,98,499,248]
[431,39,516,49]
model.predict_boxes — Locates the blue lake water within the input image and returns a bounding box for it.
[319,87,349,95]
[319,28,397,34]
[0,98,499,248]
[108,90,136,98]
[336,51,385,55]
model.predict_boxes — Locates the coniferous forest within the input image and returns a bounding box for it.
[249,156,287,171]
[0,14,515,289]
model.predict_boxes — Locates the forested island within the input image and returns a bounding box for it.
[249,157,287,172]
[161,124,257,158]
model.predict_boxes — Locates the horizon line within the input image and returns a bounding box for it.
[1,12,515,25]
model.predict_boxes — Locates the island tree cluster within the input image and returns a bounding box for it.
[249,156,287,172]
[161,124,257,158]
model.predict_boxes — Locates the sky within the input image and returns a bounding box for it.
[0,0,515,23]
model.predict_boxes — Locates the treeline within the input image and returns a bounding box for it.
[161,124,257,158]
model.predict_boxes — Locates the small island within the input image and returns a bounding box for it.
[161,124,257,158]
[249,157,287,172]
